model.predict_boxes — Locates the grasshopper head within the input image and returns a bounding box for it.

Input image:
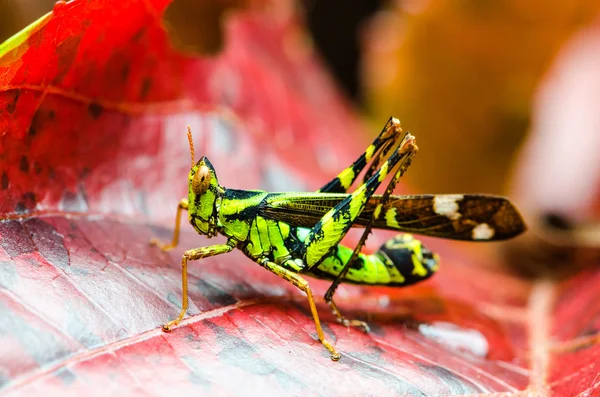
[187,156,223,237]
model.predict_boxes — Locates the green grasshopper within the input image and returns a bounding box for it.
[150,117,526,361]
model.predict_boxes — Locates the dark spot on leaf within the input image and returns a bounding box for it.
[6,90,19,114]
[80,167,91,179]
[14,192,36,213]
[24,219,69,270]
[132,27,146,42]
[120,64,130,81]
[33,162,42,175]
[0,221,36,257]
[53,35,82,84]
[1,172,8,189]
[88,103,103,120]
[103,51,133,90]
[60,188,89,212]
[23,192,36,206]
[140,78,152,99]
[29,106,55,137]
[20,156,29,173]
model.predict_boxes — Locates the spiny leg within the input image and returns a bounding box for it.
[150,199,189,251]
[301,133,418,333]
[318,117,404,194]
[162,241,235,331]
[325,137,418,331]
[303,132,418,268]
[311,117,413,329]
[361,132,402,187]
[259,259,341,361]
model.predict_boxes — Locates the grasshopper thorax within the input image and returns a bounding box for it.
[188,156,224,237]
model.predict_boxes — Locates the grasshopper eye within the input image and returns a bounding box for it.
[192,165,211,195]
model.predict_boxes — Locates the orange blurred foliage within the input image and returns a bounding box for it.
[362,0,600,195]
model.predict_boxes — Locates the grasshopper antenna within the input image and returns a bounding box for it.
[187,126,195,168]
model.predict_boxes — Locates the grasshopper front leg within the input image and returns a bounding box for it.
[150,199,189,251]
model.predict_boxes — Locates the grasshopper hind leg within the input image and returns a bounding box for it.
[318,117,403,194]
[326,292,370,332]
[320,131,419,332]
[310,118,406,332]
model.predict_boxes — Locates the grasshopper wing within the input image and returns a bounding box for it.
[259,193,525,241]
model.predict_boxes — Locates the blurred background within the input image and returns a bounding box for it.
[2,0,599,274]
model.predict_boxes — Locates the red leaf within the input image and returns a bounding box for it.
[0,1,598,396]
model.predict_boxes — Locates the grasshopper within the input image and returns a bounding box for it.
[150,117,526,360]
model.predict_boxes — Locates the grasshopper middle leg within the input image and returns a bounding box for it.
[150,200,236,331]
[259,258,341,361]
